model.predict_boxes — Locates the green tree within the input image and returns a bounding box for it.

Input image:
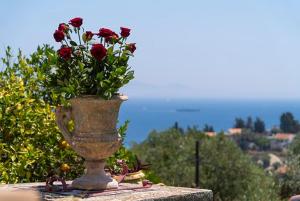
[245,116,253,131]
[172,122,184,134]
[203,124,214,132]
[131,127,279,201]
[234,118,245,128]
[232,130,270,151]
[280,112,300,133]
[254,117,265,133]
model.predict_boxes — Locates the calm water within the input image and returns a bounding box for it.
[118,99,300,144]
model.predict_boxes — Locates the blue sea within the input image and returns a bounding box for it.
[118,99,300,144]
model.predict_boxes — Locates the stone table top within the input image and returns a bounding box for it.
[0,181,213,201]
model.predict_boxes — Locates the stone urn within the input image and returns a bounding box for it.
[55,95,128,190]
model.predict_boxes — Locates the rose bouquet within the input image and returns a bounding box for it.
[47,17,136,103]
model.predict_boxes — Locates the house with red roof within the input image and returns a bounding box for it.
[270,133,295,151]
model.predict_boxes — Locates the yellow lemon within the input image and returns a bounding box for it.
[16,103,22,110]
[60,140,70,149]
[60,163,70,172]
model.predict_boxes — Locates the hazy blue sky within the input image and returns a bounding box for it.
[1,0,300,99]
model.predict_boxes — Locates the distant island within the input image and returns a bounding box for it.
[176,108,201,112]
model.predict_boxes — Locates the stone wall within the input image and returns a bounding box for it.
[0,182,213,201]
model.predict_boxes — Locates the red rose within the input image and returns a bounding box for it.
[90,44,107,61]
[53,30,65,42]
[58,23,69,32]
[98,28,114,38]
[127,43,136,53]
[69,17,83,28]
[85,31,94,40]
[120,27,130,37]
[58,47,72,60]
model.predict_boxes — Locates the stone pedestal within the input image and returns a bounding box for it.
[0,181,213,201]
[72,160,118,190]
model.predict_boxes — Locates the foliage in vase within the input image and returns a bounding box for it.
[47,17,136,104]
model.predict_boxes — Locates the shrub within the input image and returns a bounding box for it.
[0,47,84,183]
[277,135,300,199]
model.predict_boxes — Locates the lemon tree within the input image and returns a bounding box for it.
[0,47,84,183]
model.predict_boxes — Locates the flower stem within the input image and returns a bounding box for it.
[77,28,85,60]
[77,28,82,46]
[63,39,70,47]
[117,38,125,62]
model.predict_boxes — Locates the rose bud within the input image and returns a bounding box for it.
[120,27,130,38]
[105,32,119,44]
[98,28,114,38]
[69,17,83,28]
[90,44,107,61]
[58,47,72,60]
[126,43,136,53]
[53,30,65,42]
[82,31,94,42]
[58,23,69,32]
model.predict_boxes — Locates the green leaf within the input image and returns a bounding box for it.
[96,72,104,81]
[107,47,114,54]
[78,62,84,71]
[70,41,78,46]
[11,155,16,162]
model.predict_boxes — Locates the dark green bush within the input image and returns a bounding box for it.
[131,126,280,201]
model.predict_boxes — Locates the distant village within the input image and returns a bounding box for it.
[202,112,300,175]
[205,128,295,151]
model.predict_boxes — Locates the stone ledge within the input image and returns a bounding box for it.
[0,182,213,201]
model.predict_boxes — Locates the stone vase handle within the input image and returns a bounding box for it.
[56,106,73,143]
